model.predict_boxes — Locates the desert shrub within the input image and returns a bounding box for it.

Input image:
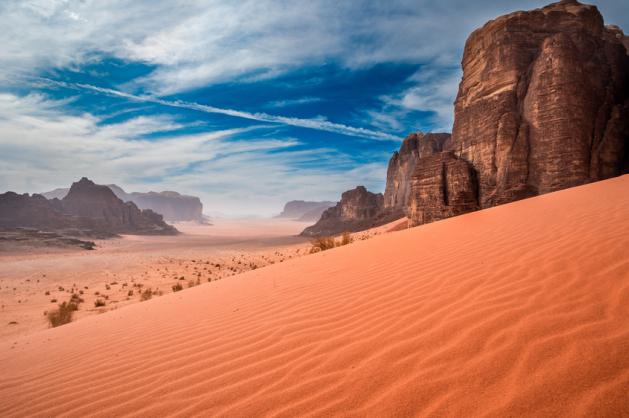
[47,300,79,327]
[310,236,336,253]
[340,231,353,246]
[70,293,84,304]
[172,283,183,292]
[140,288,153,301]
[94,299,106,307]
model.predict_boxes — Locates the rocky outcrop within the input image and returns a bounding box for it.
[301,186,394,236]
[408,152,479,226]
[276,200,335,221]
[449,0,629,209]
[0,192,75,230]
[61,178,177,234]
[0,178,177,237]
[43,184,204,222]
[384,133,451,215]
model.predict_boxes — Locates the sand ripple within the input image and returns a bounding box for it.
[1,176,629,417]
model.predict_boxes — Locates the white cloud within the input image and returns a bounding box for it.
[0,93,387,216]
[0,0,569,95]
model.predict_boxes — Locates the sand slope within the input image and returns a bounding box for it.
[1,176,629,417]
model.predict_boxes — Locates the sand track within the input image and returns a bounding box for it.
[1,176,628,417]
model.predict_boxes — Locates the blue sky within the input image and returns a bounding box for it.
[0,0,627,216]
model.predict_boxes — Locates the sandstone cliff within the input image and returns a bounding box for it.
[384,133,451,215]
[448,0,629,209]
[408,152,478,226]
[300,186,392,236]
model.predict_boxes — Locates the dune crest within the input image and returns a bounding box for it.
[1,176,629,417]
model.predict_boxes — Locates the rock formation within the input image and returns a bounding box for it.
[61,178,177,234]
[276,200,335,221]
[384,133,451,215]
[448,0,629,209]
[408,152,478,226]
[309,1,629,233]
[301,186,391,236]
[43,184,204,223]
[1,178,177,237]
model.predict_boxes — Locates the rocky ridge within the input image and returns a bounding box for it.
[1,178,177,239]
[43,184,204,223]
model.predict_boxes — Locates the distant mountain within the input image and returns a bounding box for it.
[2,177,177,237]
[42,184,203,222]
[276,200,335,221]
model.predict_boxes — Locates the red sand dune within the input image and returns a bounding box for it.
[1,176,629,417]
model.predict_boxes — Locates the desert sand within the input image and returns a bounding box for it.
[1,176,628,417]
[0,218,316,341]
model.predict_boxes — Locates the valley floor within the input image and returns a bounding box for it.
[0,218,314,341]
[1,176,628,416]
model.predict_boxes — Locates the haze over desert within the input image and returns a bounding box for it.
[1,0,629,416]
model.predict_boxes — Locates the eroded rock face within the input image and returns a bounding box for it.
[300,186,389,236]
[450,0,629,208]
[384,133,451,215]
[408,152,479,226]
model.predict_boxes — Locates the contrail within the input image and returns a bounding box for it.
[37,78,400,142]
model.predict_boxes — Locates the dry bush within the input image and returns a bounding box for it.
[47,300,79,327]
[310,236,336,253]
[339,231,353,246]
[140,288,154,301]
[94,299,106,307]
[172,283,183,292]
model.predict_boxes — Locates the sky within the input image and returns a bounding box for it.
[0,0,627,216]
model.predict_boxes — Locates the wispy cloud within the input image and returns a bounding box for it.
[0,92,387,215]
[264,97,323,109]
[368,67,462,132]
[39,78,400,141]
[0,0,581,95]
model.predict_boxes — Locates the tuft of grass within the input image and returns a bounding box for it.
[47,300,79,327]
[172,283,183,292]
[94,299,106,307]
